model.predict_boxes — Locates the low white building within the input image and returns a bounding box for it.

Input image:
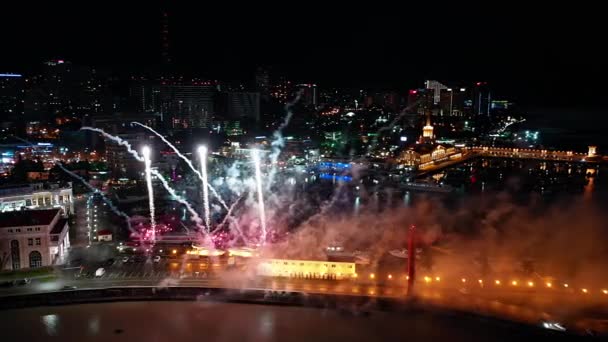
[0,209,70,270]
[0,182,74,215]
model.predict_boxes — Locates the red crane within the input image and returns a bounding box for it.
[407,224,416,297]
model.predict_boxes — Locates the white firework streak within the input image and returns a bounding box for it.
[142,147,156,243]
[266,89,304,188]
[252,149,267,245]
[198,146,211,233]
[130,122,230,211]
[12,135,35,146]
[363,99,423,157]
[150,169,205,230]
[80,126,233,241]
[216,195,243,229]
[80,127,144,161]
[498,118,526,133]
[56,163,132,231]
[211,195,248,245]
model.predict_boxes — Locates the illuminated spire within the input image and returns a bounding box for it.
[422,111,434,140]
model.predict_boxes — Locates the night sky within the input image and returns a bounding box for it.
[1,2,606,107]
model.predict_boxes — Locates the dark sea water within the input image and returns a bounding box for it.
[523,108,608,152]
[0,301,573,341]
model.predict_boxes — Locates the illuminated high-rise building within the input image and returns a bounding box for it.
[0,73,25,135]
[255,67,270,95]
[129,79,161,113]
[473,81,491,116]
[160,81,217,129]
[0,73,24,118]
[383,92,401,111]
[439,87,467,116]
[225,92,260,122]
[24,60,110,120]
[160,10,171,65]
[295,83,318,107]
[425,80,448,105]
[407,89,433,114]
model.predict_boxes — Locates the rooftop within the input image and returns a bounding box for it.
[0,209,60,229]
[50,218,68,235]
[0,182,71,197]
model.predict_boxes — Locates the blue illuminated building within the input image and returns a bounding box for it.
[318,173,352,182]
[318,161,351,171]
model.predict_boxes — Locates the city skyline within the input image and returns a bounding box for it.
[1,3,606,107]
[1,5,608,338]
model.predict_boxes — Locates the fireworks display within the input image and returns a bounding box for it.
[198,146,211,233]
[73,121,280,250]
[252,148,268,245]
[142,146,156,243]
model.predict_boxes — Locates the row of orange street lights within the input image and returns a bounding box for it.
[367,273,608,296]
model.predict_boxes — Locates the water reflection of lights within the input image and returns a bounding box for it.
[41,314,59,336]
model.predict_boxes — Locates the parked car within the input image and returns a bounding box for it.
[95,268,105,277]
